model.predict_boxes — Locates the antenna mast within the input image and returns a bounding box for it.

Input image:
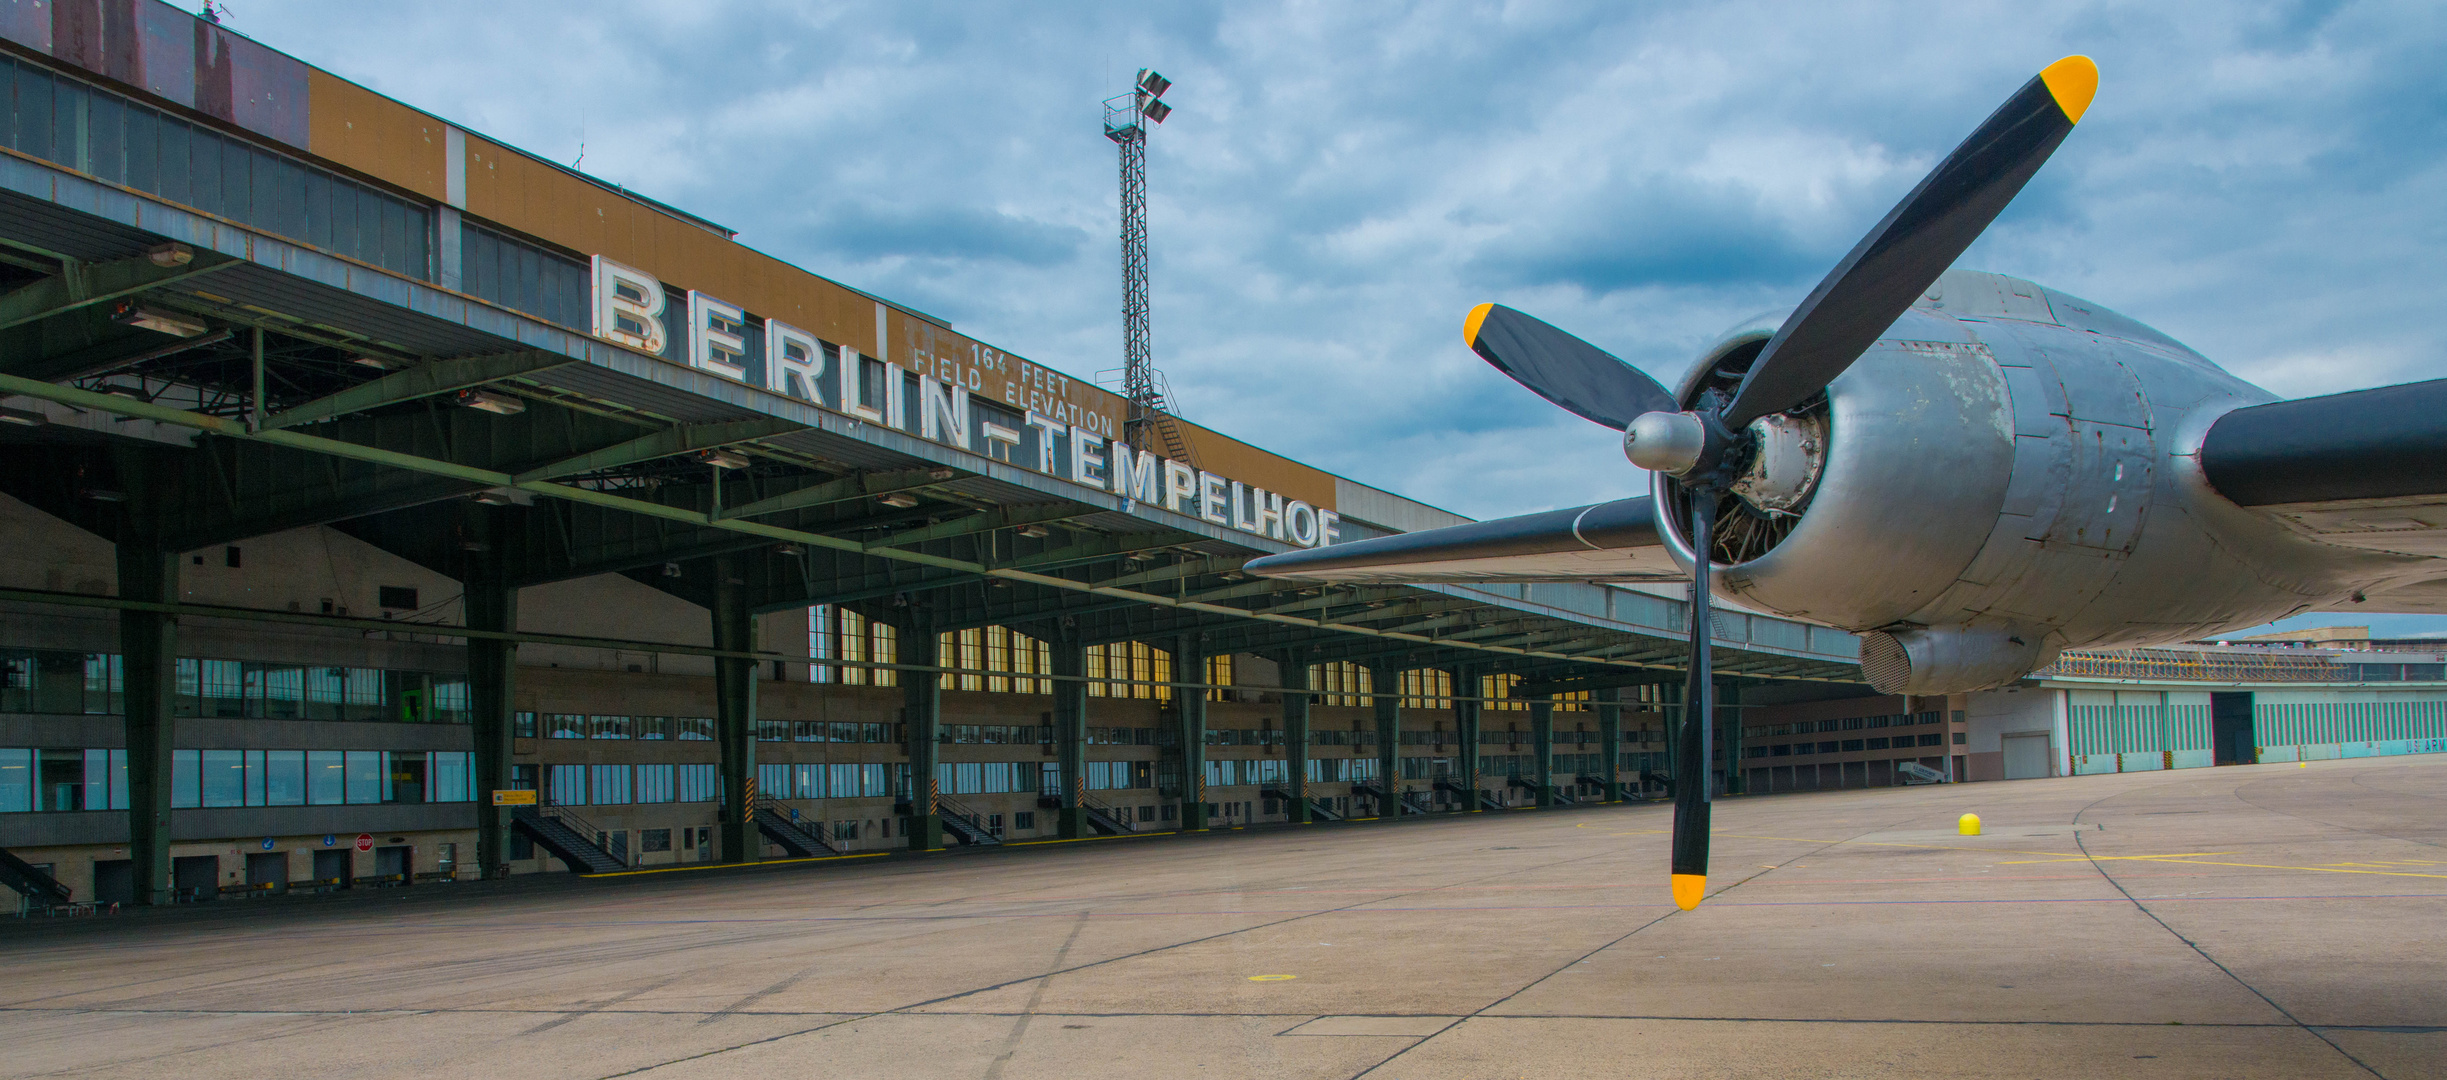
[1104,69,1186,461]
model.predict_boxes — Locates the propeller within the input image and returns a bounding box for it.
[1465,56,2097,911]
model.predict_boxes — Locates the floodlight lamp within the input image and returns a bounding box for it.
[108,300,209,338]
[698,448,751,470]
[1143,99,1173,124]
[1018,524,1051,539]
[453,388,525,415]
[1137,69,1170,98]
[0,404,46,427]
[878,491,921,508]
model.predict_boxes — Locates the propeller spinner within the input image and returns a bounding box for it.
[1464,56,2097,911]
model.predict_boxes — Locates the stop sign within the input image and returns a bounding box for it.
[354,833,374,852]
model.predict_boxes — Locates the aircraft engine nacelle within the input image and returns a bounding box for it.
[1653,275,2301,694]
[1654,306,2021,649]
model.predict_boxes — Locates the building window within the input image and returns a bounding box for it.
[811,606,897,686]
[1399,668,1452,709]
[636,763,675,804]
[677,764,717,803]
[590,765,632,805]
[639,829,672,853]
[1087,641,1172,700]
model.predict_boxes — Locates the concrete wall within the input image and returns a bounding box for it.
[1963,687,2060,781]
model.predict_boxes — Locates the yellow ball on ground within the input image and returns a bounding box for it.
[1958,813,1982,836]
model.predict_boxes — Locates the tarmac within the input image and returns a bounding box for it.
[4,756,2443,1079]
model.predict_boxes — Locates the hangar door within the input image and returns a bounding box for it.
[2002,734,2051,780]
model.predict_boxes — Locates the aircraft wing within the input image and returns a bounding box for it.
[1243,496,1681,584]
[2203,378,2447,611]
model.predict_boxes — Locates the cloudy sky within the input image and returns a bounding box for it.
[233,0,2447,633]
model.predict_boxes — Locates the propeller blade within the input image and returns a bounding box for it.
[1721,55,2097,428]
[1466,303,1678,430]
[1670,487,1716,911]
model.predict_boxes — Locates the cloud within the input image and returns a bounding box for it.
[803,202,1089,267]
[227,0,2447,535]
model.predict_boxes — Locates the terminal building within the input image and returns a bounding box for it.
[0,1,2440,909]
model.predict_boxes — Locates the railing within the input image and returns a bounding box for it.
[536,803,624,866]
[1081,791,1136,833]
[2036,648,2421,683]
[933,793,1000,842]
[753,797,840,854]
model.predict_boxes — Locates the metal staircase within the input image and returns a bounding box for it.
[934,795,1002,846]
[510,805,628,874]
[1269,788,1345,821]
[754,798,841,856]
[0,846,72,908]
[1080,792,1135,835]
[1400,790,1434,815]
[1433,778,1500,811]
[1352,780,1426,816]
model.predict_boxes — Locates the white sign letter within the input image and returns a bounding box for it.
[1254,488,1286,540]
[1196,471,1228,525]
[591,255,667,354]
[766,320,822,402]
[1163,459,1199,514]
[1286,501,1319,546]
[1109,442,1160,504]
[686,291,750,382]
[1070,428,1107,487]
[836,345,882,422]
[920,377,970,449]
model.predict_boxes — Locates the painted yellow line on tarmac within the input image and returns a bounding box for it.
[2140,859,2447,880]
[2001,852,2235,864]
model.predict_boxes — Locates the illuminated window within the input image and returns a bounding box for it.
[1309,662,1373,707]
[811,606,897,686]
[1481,673,1528,712]
[1086,641,1172,700]
[932,625,1053,695]
[1398,669,1452,709]
[1206,653,1235,702]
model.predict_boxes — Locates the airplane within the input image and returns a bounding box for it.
[1246,55,2447,909]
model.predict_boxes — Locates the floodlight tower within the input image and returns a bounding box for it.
[1104,69,1183,460]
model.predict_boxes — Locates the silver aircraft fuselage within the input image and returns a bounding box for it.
[1665,270,2422,687]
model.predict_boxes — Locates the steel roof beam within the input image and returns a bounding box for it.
[259,350,576,431]
[0,248,236,331]
[716,466,957,521]
[863,503,1082,550]
[0,374,1837,678]
[511,417,806,483]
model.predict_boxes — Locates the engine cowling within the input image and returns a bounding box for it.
[1652,306,2023,642]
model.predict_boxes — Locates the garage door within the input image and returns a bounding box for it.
[2003,734,2051,780]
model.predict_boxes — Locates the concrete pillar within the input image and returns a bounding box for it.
[1281,647,1311,824]
[1370,661,1401,819]
[1720,682,1744,795]
[1597,686,1623,803]
[1449,666,1480,810]
[462,506,519,878]
[117,543,177,906]
[712,553,759,862]
[1175,635,1208,831]
[1054,629,1088,839]
[1531,695,1555,807]
[901,616,945,851]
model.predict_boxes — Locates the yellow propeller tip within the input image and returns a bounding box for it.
[1464,303,1495,347]
[2041,55,2097,124]
[1671,873,1706,911]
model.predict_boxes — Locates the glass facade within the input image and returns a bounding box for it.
[0,748,474,811]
